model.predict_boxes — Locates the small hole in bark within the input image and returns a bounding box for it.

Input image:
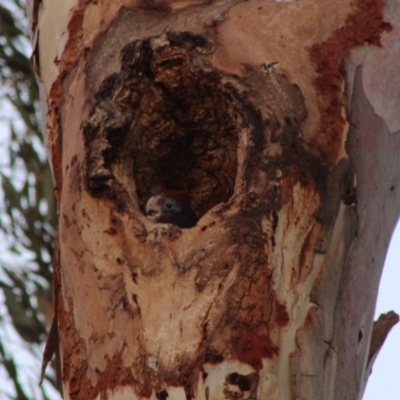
[358,329,363,342]
[226,372,251,391]
[156,390,169,400]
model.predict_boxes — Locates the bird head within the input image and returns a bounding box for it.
[145,191,198,229]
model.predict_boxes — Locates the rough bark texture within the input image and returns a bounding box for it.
[28,0,400,399]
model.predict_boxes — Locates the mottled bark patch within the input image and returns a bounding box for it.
[309,0,391,165]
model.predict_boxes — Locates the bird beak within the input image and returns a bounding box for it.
[145,196,161,222]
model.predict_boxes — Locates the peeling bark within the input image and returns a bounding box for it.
[29,0,400,399]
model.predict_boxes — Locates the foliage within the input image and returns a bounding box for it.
[0,0,58,398]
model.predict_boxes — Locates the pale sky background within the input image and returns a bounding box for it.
[364,221,400,400]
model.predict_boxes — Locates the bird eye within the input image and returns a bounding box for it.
[165,201,173,209]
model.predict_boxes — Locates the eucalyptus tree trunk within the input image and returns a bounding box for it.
[27,0,400,399]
